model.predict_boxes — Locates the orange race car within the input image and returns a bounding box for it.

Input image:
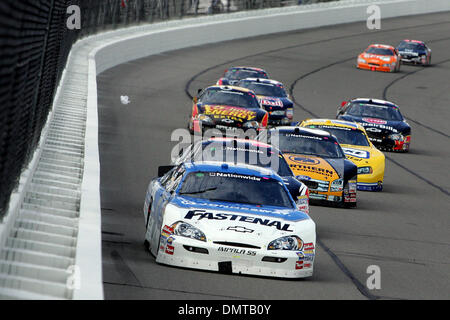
[357,44,401,73]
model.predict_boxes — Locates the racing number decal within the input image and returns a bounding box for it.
[341,148,370,159]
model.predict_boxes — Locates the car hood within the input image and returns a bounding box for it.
[283,153,343,181]
[164,196,314,245]
[361,53,395,62]
[198,104,261,122]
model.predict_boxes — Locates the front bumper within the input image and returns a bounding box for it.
[357,168,384,192]
[357,62,393,73]
[400,56,426,64]
[268,117,291,126]
[357,182,383,191]
[370,135,410,152]
[156,236,314,278]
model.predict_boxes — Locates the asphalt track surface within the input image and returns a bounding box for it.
[97,11,450,300]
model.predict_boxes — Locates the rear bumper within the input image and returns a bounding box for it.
[156,236,315,278]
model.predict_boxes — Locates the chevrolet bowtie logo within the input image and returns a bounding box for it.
[226,226,254,233]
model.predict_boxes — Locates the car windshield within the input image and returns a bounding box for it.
[398,42,425,51]
[366,47,394,56]
[238,81,287,97]
[193,142,293,176]
[225,69,268,81]
[304,126,370,146]
[346,103,403,121]
[275,132,345,158]
[178,171,294,208]
[200,89,260,109]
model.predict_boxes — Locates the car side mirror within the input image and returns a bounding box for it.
[158,165,175,177]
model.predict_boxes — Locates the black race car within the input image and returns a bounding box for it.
[237,78,294,126]
[396,39,432,66]
[216,66,269,86]
[188,85,269,135]
[337,98,411,152]
[173,137,310,213]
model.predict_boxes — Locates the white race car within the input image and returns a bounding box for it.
[143,161,316,278]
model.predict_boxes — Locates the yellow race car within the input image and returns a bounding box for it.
[299,119,385,191]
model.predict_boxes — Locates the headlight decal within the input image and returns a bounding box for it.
[171,221,206,242]
[357,166,373,175]
[268,235,303,251]
[330,178,344,192]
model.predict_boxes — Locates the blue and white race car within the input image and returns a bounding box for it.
[143,161,316,278]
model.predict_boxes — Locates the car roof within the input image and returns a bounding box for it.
[269,126,334,138]
[351,98,399,109]
[368,44,395,50]
[400,39,425,45]
[205,137,273,149]
[183,161,280,180]
[206,85,255,94]
[239,78,283,86]
[300,118,365,131]
[229,66,267,72]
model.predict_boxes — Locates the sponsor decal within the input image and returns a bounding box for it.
[209,172,262,181]
[341,147,370,159]
[167,236,175,244]
[224,146,263,154]
[365,127,382,133]
[297,251,315,262]
[361,122,398,133]
[259,98,283,107]
[288,155,320,165]
[184,210,293,232]
[218,247,257,256]
[226,226,254,233]
[285,154,339,180]
[165,245,174,255]
[203,105,257,121]
[362,118,387,125]
[161,225,174,238]
[303,242,315,252]
[304,253,315,262]
[285,134,322,140]
[295,261,303,270]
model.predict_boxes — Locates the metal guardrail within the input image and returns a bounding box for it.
[0,0,336,220]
